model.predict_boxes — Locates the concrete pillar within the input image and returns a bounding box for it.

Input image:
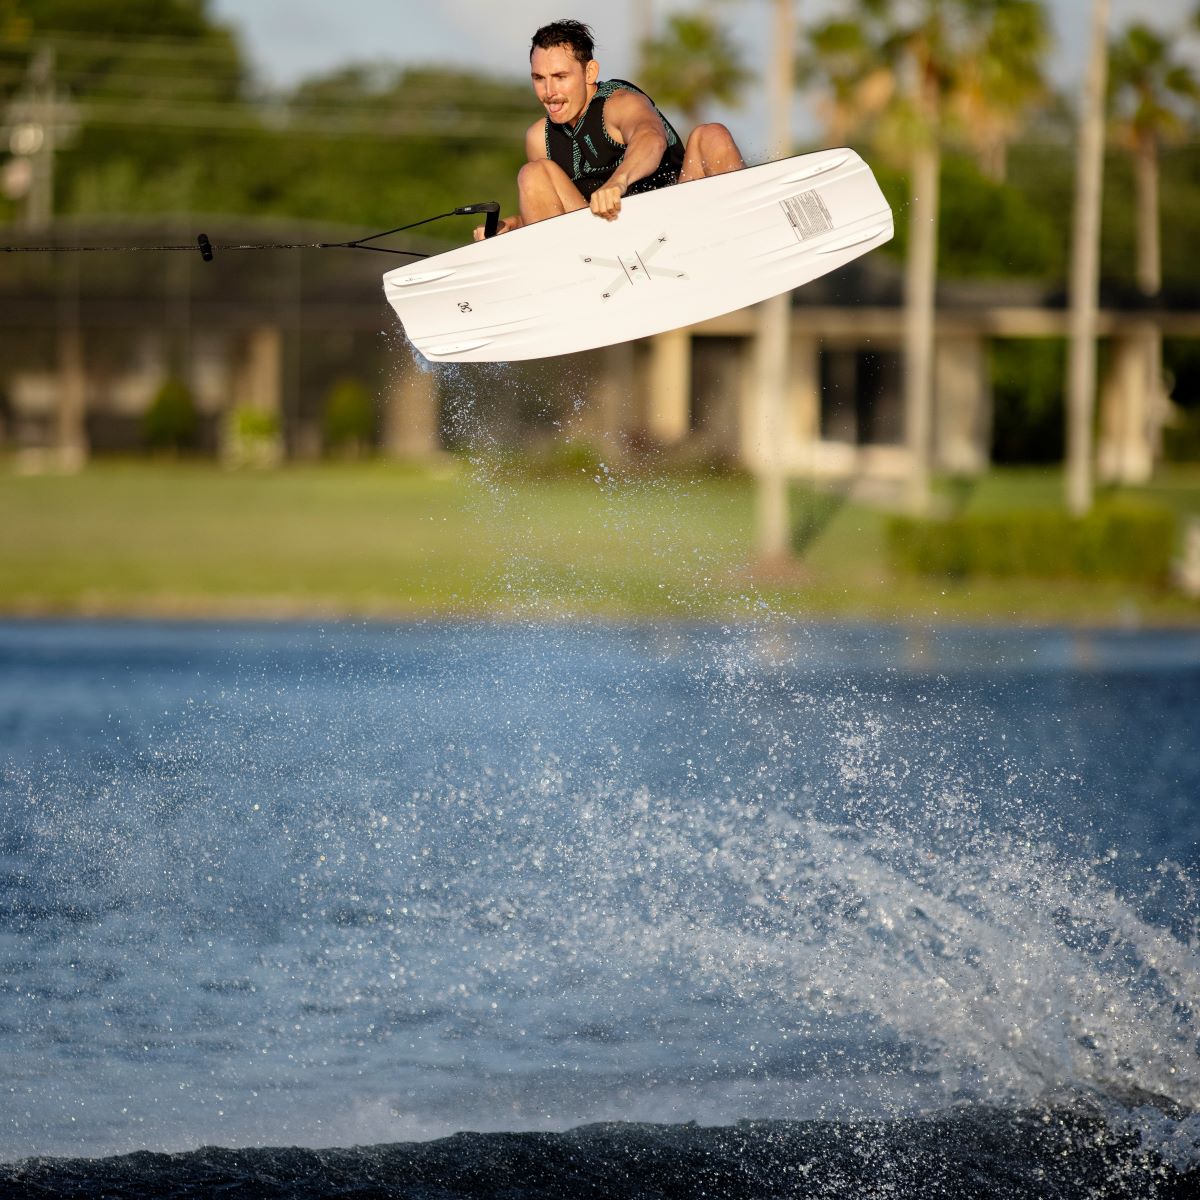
[1098,330,1153,484]
[292,415,322,462]
[788,332,821,453]
[225,325,283,466]
[55,325,87,471]
[752,297,792,557]
[382,352,440,457]
[742,332,820,475]
[580,341,635,457]
[644,327,690,445]
[1145,322,1171,462]
[1177,516,1200,599]
[189,332,232,417]
[738,335,761,469]
[934,335,990,476]
[238,325,283,416]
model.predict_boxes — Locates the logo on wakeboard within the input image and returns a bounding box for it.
[581,234,687,301]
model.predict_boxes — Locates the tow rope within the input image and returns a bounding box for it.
[0,202,500,260]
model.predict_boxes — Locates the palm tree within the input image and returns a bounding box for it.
[1108,22,1195,297]
[1102,21,1197,482]
[638,11,750,126]
[637,4,784,556]
[804,0,1050,513]
[1109,22,1197,298]
[801,16,895,147]
[952,0,1050,180]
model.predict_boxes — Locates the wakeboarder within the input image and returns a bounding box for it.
[476,19,746,239]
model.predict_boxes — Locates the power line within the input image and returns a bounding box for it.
[59,98,529,140]
[5,28,250,60]
[0,70,531,106]
[1,40,536,140]
[0,33,531,85]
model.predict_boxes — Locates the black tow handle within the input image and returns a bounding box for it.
[455,201,501,239]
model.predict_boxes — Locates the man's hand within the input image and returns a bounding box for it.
[473,215,523,241]
[590,181,627,221]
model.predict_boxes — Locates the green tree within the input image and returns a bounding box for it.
[0,0,250,221]
[273,64,530,229]
[1108,21,1198,299]
[638,11,750,125]
[1,0,247,105]
[1,5,532,230]
[804,0,1050,512]
[951,0,1050,180]
[0,0,31,45]
[801,15,894,147]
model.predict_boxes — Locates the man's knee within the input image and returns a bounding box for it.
[687,122,736,151]
[517,159,549,194]
[517,158,570,196]
[515,158,587,221]
[681,122,745,179]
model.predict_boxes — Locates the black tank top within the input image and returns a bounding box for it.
[544,79,684,200]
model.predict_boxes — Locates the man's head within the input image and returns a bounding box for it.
[529,19,599,126]
[530,20,594,64]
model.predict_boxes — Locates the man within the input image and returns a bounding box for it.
[476,19,745,239]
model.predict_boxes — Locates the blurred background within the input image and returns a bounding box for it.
[1,0,1199,623]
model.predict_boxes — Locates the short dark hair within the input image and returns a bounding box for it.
[530,20,595,65]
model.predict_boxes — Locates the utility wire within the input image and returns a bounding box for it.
[3,29,253,58]
[2,90,531,142]
[0,111,527,143]
[65,100,527,138]
[0,65,531,106]
[1,39,534,140]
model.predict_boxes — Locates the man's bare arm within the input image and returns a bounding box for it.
[588,89,668,221]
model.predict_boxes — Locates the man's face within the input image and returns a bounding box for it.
[530,44,597,126]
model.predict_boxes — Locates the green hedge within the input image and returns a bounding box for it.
[322,377,375,453]
[1163,410,1200,464]
[142,376,198,452]
[886,505,1177,584]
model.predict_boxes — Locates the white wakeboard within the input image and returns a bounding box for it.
[383,148,892,364]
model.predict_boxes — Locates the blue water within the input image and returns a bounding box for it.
[1,618,1198,1190]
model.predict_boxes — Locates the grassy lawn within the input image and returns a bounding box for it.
[1,457,1198,625]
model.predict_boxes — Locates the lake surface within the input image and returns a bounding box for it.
[1,618,1197,1195]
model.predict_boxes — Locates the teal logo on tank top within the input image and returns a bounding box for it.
[584,134,598,159]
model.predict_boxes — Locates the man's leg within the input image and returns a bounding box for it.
[678,123,745,184]
[517,159,588,223]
